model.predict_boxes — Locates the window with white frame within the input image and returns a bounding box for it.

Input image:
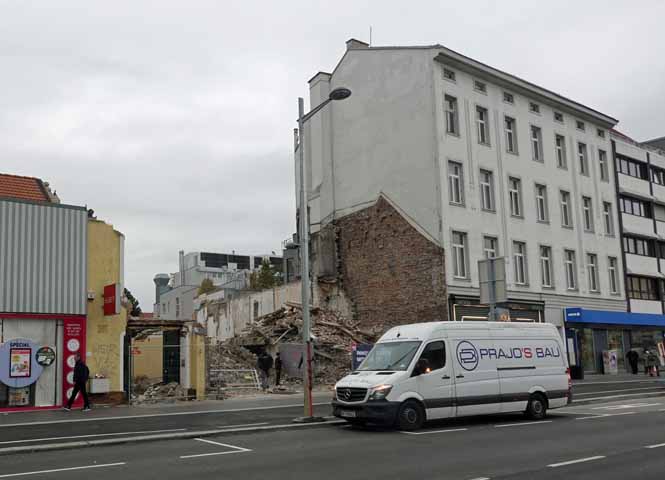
[503,92,514,104]
[583,196,594,231]
[509,177,522,217]
[474,80,487,93]
[565,250,577,290]
[444,95,459,135]
[504,116,517,153]
[483,236,498,259]
[597,128,606,139]
[448,161,464,205]
[443,68,456,82]
[578,142,589,175]
[560,190,572,227]
[540,246,553,288]
[555,134,567,169]
[608,257,619,294]
[603,202,614,235]
[480,169,494,211]
[531,126,543,162]
[529,102,540,114]
[554,111,564,123]
[576,120,585,131]
[599,149,609,182]
[513,241,528,285]
[476,106,490,145]
[535,184,549,222]
[452,231,468,278]
[587,253,599,292]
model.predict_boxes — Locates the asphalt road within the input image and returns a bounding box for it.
[2,395,665,479]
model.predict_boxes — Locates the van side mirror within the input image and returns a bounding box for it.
[413,358,430,377]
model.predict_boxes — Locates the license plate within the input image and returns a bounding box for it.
[340,410,356,418]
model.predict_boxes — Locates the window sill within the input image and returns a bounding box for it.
[584,229,595,234]
[511,214,524,220]
[453,276,472,282]
[514,283,530,288]
[557,165,568,171]
[562,225,574,230]
[587,290,601,295]
[446,131,460,138]
[506,150,519,156]
[537,220,550,225]
[532,158,544,163]
[541,285,555,291]
[478,142,492,148]
[449,202,466,208]
[566,288,579,292]
[481,208,496,214]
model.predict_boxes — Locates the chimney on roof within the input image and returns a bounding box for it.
[346,38,369,51]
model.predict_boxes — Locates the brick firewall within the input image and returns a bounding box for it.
[333,196,447,330]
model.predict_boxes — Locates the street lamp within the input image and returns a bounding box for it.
[296,87,351,421]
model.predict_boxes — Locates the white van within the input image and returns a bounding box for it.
[332,321,571,430]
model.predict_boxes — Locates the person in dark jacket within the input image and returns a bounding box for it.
[626,350,639,375]
[274,352,282,386]
[256,351,273,391]
[64,353,91,411]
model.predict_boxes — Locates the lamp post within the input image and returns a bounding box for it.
[296,87,351,421]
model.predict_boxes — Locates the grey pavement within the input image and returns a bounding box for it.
[2,394,665,479]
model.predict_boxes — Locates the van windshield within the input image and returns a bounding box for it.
[357,341,422,371]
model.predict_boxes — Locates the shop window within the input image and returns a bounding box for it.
[417,341,446,372]
[580,328,596,373]
[607,330,625,371]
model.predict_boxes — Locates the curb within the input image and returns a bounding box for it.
[571,389,665,405]
[0,418,345,456]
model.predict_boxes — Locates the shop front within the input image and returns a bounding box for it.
[565,308,665,375]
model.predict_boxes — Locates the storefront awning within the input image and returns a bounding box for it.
[565,307,665,328]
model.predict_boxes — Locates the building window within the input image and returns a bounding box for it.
[623,236,655,257]
[597,128,606,139]
[513,241,528,285]
[603,202,614,235]
[448,161,464,205]
[608,257,619,294]
[444,95,459,135]
[529,102,540,114]
[175,297,180,317]
[253,301,259,319]
[554,111,564,123]
[620,196,652,218]
[555,134,567,169]
[618,155,648,180]
[578,142,589,175]
[483,236,498,259]
[504,116,517,153]
[560,190,572,227]
[598,149,609,182]
[480,169,495,211]
[509,177,522,217]
[476,106,490,145]
[535,184,549,222]
[586,254,599,292]
[531,126,543,162]
[582,196,594,232]
[474,80,487,93]
[652,167,665,185]
[540,246,553,288]
[576,120,585,131]
[565,250,577,290]
[452,231,468,278]
[443,68,456,82]
[503,91,514,104]
[627,275,660,301]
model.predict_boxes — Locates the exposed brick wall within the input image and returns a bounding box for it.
[331,196,447,330]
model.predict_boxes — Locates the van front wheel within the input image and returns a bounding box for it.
[397,400,425,430]
[525,393,547,420]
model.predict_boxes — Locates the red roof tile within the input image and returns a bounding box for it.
[0,173,51,202]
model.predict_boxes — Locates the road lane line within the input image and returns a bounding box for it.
[401,428,468,435]
[216,422,268,429]
[194,438,250,451]
[0,402,329,428]
[495,420,552,428]
[547,456,605,468]
[180,450,250,459]
[573,391,665,403]
[591,403,660,410]
[0,463,126,478]
[576,387,665,396]
[645,443,665,449]
[0,428,187,445]
[467,477,490,480]
[575,412,636,420]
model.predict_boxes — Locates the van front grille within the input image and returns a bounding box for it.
[336,387,367,403]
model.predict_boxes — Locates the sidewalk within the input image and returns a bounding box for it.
[572,372,665,384]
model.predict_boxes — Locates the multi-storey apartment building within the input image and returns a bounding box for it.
[299,39,627,358]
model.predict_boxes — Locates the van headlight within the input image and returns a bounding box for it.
[368,384,393,401]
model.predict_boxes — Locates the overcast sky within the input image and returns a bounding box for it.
[1,0,664,310]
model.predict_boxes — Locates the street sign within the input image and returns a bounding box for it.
[479,257,507,304]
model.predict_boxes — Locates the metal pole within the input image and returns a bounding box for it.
[298,97,313,418]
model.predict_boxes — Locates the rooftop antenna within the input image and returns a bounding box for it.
[369,26,372,46]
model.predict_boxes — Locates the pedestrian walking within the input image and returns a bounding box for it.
[626,349,639,375]
[275,352,282,386]
[64,353,91,411]
[256,351,273,391]
[646,350,660,376]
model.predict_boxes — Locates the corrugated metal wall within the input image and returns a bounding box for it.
[0,199,87,315]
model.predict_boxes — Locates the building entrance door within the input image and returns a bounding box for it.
[162,331,181,384]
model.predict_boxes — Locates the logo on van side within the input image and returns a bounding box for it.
[456,341,479,371]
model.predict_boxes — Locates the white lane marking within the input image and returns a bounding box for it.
[573,380,659,385]
[645,442,665,449]
[467,478,490,480]
[495,420,552,428]
[573,391,665,403]
[216,422,268,429]
[0,402,329,428]
[401,428,468,435]
[592,403,660,410]
[576,386,665,396]
[0,463,126,478]
[179,438,252,459]
[0,428,186,445]
[575,412,636,420]
[547,456,605,468]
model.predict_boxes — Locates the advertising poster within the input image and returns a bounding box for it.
[9,348,31,378]
[62,317,86,407]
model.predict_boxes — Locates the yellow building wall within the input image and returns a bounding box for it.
[86,219,128,393]
[190,333,206,399]
[132,335,164,382]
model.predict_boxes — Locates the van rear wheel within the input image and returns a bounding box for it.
[525,393,547,420]
[397,400,425,431]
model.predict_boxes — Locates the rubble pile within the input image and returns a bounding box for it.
[133,382,187,404]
